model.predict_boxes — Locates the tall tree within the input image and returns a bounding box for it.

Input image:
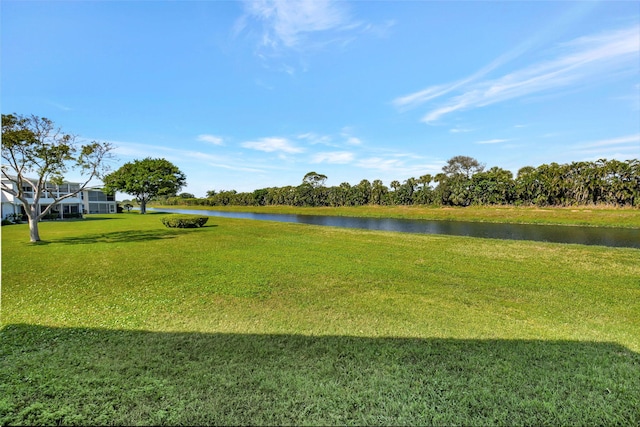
[302,171,328,188]
[442,155,485,179]
[439,156,485,206]
[393,177,417,205]
[1,113,114,242]
[353,179,372,205]
[471,167,514,205]
[102,158,186,214]
[415,174,434,205]
[371,179,389,205]
[515,166,538,205]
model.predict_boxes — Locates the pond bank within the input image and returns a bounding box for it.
[151,207,640,248]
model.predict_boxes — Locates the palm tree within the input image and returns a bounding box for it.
[371,179,389,205]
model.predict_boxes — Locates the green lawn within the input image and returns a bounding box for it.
[2,212,639,425]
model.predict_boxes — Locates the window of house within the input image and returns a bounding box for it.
[88,191,108,202]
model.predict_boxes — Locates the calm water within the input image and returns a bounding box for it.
[150,208,640,249]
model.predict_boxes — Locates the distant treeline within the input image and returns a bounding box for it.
[163,157,640,208]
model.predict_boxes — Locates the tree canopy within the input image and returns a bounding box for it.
[103,157,186,214]
[302,171,328,188]
[442,155,485,178]
[1,113,114,242]
[161,156,639,209]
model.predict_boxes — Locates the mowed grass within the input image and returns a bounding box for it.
[2,213,639,425]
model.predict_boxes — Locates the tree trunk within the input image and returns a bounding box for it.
[139,200,147,214]
[28,216,41,242]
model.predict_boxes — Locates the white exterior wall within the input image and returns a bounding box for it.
[1,187,21,217]
[83,190,117,214]
[1,178,117,219]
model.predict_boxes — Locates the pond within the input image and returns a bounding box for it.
[150,208,640,249]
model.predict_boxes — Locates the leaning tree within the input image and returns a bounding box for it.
[102,158,186,214]
[1,113,114,242]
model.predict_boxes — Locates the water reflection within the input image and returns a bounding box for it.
[150,208,640,248]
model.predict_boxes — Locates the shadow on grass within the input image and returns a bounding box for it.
[77,217,124,221]
[2,324,638,426]
[49,226,215,245]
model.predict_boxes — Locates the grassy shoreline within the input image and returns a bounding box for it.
[150,204,640,228]
[2,213,639,425]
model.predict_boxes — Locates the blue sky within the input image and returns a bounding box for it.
[2,0,639,197]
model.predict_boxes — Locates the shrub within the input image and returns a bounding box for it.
[6,213,25,223]
[2,219,14,226]
[161,215,209,228]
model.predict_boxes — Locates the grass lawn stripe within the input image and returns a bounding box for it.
[2,212,639,425]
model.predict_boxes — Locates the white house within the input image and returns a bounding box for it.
[1,177,117,220]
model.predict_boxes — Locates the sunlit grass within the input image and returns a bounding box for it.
[2,213,639,425]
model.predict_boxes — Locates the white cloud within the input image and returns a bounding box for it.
[393,84,457,111]
[242,0,353,49]
[572,133,640,160]
[340,127,363,145]
[197,134,224,145]
[297,132,333,145]
[102,138,272,172]
[355,157,405,171]
[570,133,640,161]
[311,151,354,164]
[578,133,640,149]
[392,15,552,111]
[449,127,473,133]
[203,163,266,173]
[107,140,170,159]
[296,129,364,148]
[241,137,304,153]
[353,156,444,181]
[395,25,640,123]
[476,138,510,144]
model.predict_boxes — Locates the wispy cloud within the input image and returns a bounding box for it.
[108,140,168,159]
[297,132,333,145]
[311,151,354,164]
[100,139,267,173]
[395,25,640,123]
[355,157,405,171]
[355,156,444,179]
[393,84,460,111]
[197,134,224,145]
[46,100,73,111]
[241,137,304,153]
[392,12,556,111]
[340,127,363,145]
[574,133,640,159]
[578,133,640,149]
[240,0,354,50]
[202,163,266,173]
[449,127,474,134]
[476,138,510,145]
